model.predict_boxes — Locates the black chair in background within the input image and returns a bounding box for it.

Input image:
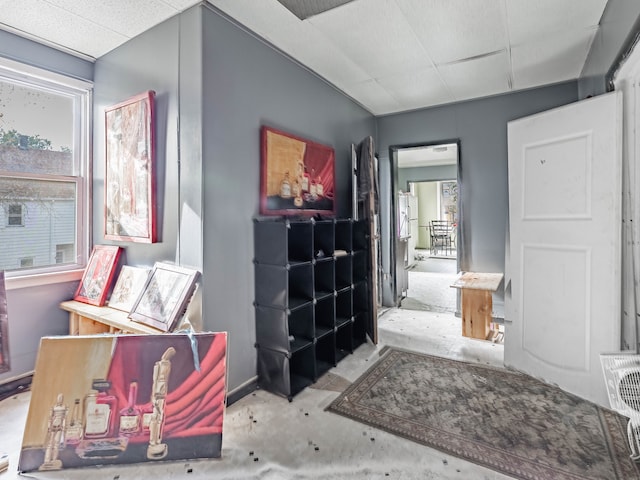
[429,220,453,256]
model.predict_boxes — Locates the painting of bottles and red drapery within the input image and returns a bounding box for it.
[260,126,335,217]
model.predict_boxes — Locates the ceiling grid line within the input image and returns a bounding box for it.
[501,0,514,91]
[38,0,135,39]
[391,0,456,107]
[0,0,612,115]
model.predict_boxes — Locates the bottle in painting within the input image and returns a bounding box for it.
[65,398,84,444]
[84,379,118,439]
[280,171,291,198]
[309,168,317,199]
[300,163,310,193]
[119,381,141,436]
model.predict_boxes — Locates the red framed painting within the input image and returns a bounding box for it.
[105,90,157,243]
[74,245,122,306]
[260,126,335,216]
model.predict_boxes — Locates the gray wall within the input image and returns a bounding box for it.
[0,31,93,383]
[579,0,640,98]
[200,5,375,390]
[90,4,375,392]
[376,81,579,305]
[93,15,185,269]
[0,30,93,82]
[398,164,457,192]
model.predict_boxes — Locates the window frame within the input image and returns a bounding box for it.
[0,57,92,288]
[6,204,24,227]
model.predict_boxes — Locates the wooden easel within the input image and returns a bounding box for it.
[353,137,379,344]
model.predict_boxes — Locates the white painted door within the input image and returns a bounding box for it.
[505,92,622,407]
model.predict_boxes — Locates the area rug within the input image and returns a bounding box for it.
[326,348,640,480]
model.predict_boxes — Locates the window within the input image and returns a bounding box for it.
[7,204,24,226]
[0,58,91,276]
[19,257,34,268]
[55,243,74,264]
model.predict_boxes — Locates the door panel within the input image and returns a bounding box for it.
[505,92,622,407]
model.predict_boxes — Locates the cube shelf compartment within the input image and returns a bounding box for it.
[253,217,372,401]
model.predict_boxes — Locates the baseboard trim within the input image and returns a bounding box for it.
[0,372,32,402]
[226,376,258,406]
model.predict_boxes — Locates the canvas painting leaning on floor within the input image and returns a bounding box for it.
[18,332,227,472]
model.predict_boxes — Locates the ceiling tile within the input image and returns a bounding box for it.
[342,79,402,116]
[210,0,371,86]
[377,66,454,111]
[507,0,607,45]
[0,0,127,57]
[511,28,597,90]
[173,0,211,9]
[396,0,508,64]
[438,51,511,102]
[307,0,433,78]
[44,0,184,37]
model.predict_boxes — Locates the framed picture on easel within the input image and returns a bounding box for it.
[129,263,199,332]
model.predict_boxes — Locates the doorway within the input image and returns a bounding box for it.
[378,139,504,359]
[394,142,459,314]
[401,179,458,314]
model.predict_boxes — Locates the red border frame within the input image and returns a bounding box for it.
[74,245,122,306]
[104,90,156,243]
[260,126,336,217]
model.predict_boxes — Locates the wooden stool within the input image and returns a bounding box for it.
[451,272,503,340]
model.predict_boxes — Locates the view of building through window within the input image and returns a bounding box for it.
[0,70,86,273]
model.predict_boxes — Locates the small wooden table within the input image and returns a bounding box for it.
[451,272,504,340]
[60,300,164,335]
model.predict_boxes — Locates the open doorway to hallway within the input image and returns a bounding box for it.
[402,179,458,314]
[391,141,504,347]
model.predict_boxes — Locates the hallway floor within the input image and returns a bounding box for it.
[401,254,458,313]
[0,309,507,480]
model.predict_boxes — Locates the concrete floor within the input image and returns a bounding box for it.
[0,309,508,479]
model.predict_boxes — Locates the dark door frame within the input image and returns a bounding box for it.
[387,139,462,307]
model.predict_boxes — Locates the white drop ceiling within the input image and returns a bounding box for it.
[0,0,609,116]
[397,143,458,169]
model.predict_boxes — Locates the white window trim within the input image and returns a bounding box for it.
[6,268,84,291]
[0,57,93,289]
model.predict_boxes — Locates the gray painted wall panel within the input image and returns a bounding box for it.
[201,6,375,390]
[398,164,457,192]
[579,0,640,97]
[0,30,93,82]
[377,82,579,305]
[177,8,204,273]
[93,16,182,268]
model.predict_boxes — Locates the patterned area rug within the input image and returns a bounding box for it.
[327,348,640,480]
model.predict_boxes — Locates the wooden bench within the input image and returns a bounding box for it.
[60,300,164,335]
[450,272,503,340]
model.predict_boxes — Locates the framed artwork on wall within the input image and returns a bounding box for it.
[108,265,150,313]
[129,262,199,332]
[260,126,335,217]
[104,90,157,243]
[74,245,123,306]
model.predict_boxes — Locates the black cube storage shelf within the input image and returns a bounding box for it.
[254,217,371,401]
